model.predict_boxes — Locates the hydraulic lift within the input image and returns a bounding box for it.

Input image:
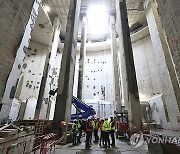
[49,89,96,121]
[71,96,96,121]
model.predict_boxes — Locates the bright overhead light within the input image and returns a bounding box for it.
[87,4,109,36]
[44,5,50,12]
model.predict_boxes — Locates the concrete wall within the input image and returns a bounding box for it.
[0,0,34,102]
[145,1,180,130]
[132,33,180,130]
[19,41,62,120]
[15,46,115,120]
[82,50,115,103]
[70,49,115,118]
[132,36,156,101]
[156,0,180,84]
[17,41,48,101]
[13,41,48,120]
[132,35,170,127]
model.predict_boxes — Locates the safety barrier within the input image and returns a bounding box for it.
[0,137,34,154]
[39,133,57,154]
[0,133,57,154]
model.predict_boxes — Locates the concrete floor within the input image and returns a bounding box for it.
[55,138,148,154]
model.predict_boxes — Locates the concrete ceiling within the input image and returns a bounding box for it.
[31,6,53,46]
[42,0,70,33]
[42,0,147,39]
[126,0,146,27]
[33,0,148,51]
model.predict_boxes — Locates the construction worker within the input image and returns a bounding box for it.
[90,116,95,143]
[110,116,116,146]
[72,119,78,146]
[99,119,105,146]
[85,118,93,149]
[94,117,100,142]
[78,115,83,143]
[102,117,111,149]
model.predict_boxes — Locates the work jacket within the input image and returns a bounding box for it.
[99,122,104,131]
[86,121,92,132]
[110,120,115,130]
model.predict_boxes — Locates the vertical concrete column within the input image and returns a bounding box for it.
[77,16,87,101]
[0,0,42,122]
[35,17,61,119]
[116,0,142,129]
[144,0,180,130]
[110,15,122,113]
[53,0,81,130]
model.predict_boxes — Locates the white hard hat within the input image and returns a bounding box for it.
[105,116,108,120]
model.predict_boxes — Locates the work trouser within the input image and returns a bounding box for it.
[86,131,92,148]
[94,129,99,142]
[104,131,110,148]
[90,130,93,143]
[110,130,115,146]
[78,128,82,143]
[72,132,77,145]
[99,130,104,146]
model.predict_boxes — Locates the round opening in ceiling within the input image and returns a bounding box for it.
[87,4,110,40]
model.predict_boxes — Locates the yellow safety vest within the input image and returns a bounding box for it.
[94,121,99,129]
[72,123,78,132]
[78,120,82,129]
[102,120,111,131]
[91,120,95,130]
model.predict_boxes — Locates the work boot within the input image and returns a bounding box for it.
[103,145,107,149]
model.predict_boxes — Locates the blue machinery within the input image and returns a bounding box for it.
[49,89,95,120]
[71,96,96,120]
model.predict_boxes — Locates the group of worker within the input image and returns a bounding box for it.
[71,115,116,149]
[71,117,82,145]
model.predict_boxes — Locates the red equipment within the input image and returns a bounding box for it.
[115,111,129,139]
[115,109,150,139]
